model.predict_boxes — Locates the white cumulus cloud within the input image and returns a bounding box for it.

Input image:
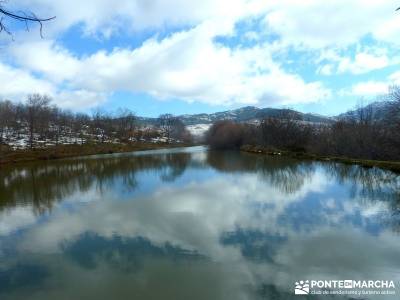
[6,20,330,107]
[2,0,400,110]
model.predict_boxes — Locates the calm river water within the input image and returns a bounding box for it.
[0,146,399,299]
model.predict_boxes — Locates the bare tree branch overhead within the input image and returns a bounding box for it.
[0,1,55,37]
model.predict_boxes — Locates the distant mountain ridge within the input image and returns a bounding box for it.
[135,101,397,139]
[337,101,394,122]
[138,106,333,126]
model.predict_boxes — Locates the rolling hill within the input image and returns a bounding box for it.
[139,106,333,126]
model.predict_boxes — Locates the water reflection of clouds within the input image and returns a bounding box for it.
[0,207,37,236]
[1,147,400,299]
[15,171,328,256]
[11,176,394,300]
[2,161,397,258]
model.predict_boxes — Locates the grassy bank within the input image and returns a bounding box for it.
[240,144,400,173]
[0,142,193,166]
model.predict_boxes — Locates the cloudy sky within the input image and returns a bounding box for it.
[1,0,400,116]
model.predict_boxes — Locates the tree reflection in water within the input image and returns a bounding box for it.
[1,147,400,300]
[325,163,400,229]
[0,152,192,215]
[207,150,315,194]
[1,148,398,219]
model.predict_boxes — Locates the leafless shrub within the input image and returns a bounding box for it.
[206,120,246,150]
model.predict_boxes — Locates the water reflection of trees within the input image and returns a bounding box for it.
[257,156,314,195]
[159,153,191,182]
[207,150,400,204]
[207,151,315,194]
[0,152,191,215]
[326,163,400,203]
[326,163,400,222]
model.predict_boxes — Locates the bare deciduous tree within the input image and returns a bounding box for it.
[157,114,175,142]
[0,1,55,37]
[0,96,189,150]
[116,108,137,142]
[206,120,245,150]
[26,94,51,149]
[0,100,13,143]
[259,111,312,152]
[157,114,191,143]
[205,89,400,162]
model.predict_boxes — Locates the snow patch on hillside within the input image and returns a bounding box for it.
[186,124,211,138]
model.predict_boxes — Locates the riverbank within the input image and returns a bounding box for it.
[0,142,194,166]
[240,144,400,173]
